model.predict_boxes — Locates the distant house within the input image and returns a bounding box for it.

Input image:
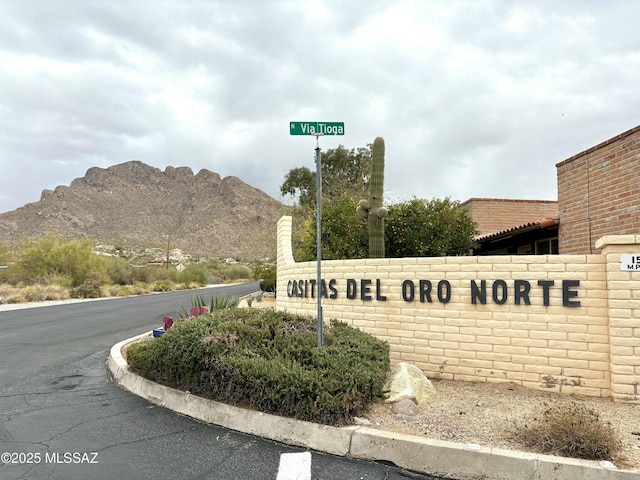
[461,198,558,255]
[463,125,640,255]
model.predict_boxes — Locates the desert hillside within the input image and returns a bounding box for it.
[0,161,287,260]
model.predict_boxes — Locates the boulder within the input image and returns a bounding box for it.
[384,362,435,404]
[391,398,419,416]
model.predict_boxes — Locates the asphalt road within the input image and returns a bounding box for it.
[0,283,447,480]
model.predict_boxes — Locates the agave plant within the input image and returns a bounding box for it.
[178,292,240,319]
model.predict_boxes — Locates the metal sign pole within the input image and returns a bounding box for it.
[290,121,344,348]
[315,134,323,347]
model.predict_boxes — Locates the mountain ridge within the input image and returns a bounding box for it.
[0,161,287,260]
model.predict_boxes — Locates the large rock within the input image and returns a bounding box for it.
[384,362,435,404]
[391,398,419,416]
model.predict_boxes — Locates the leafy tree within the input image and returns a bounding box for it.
[385,198,478,257]
[296,196,478,260]
[13,233,106,286]
[225,264,252,281]
[178,263,210,286]
[296,194,368,261]
[107,257,133,285]
[0,241,10,265]
[253,260,276,292]
[0,241,11,283]
[280,145,371,209]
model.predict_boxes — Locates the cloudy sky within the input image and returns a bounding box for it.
[1,0,639,214]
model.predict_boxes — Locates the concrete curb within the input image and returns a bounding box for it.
[108,334,640,480]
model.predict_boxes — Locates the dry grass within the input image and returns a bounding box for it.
[512,401,622,461]
[0,284,69,303]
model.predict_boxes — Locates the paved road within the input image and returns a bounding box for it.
[0,283,448,480]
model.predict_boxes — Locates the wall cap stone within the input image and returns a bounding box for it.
[595,235,640,249]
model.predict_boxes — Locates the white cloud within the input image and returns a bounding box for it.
[0,0,639,214]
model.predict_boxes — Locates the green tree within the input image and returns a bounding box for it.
[280,145,371,209]
[14,233,106,286]
[295,196,478,260]
[253,260,276,292]
[178,263,210,286]
[107,257,133,285]
[0,241,11,283]
[0,241,10,265]
[385,198,478,257]
[296,194,368,261]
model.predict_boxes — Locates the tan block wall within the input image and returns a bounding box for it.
[557,126,640,254]
[596,235,640,401]
[277,217,640,402]
[460,198,558,235]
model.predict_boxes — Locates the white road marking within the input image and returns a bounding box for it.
[276,451,312,480]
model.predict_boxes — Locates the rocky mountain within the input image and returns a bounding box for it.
[0,161,287,260]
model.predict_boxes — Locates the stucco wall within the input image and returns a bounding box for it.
[276,216,640,402]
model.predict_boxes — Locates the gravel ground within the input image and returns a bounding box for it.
[364,378,640,470]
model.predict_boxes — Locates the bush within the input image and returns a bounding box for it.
[259,278,276,293]
[127,309,389,425]
[107,258,133,285]
[70,274,102,298]
[0,284,69,302]
[152,280,173,292]
[178,263,209,286]
[13,234,106,287]
[254,260,276,293]
[178,293,240,318]
[512,401,622,461]
[225,264,252,281]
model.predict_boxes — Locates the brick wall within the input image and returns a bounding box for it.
[460,198,558,235]
[277,216,640,402]
[557,126,640,254]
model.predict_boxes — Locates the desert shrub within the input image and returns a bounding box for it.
[41,284,69,300]
[131,266,153,284]
[0,241,11,266]
[127,309,389,425]
[107,258,133,285]
[130,284,149,295]
[13,234,106,287]
[0,284,69,302]
[152,280,173,292]
[70,274,102,298]
[22,285,46,302]
[178,263,209,286]
[254,260,277,292]
[225,264,252,281]
[512,401,622,460]
[259,278,276,293]
[106,285,123,297]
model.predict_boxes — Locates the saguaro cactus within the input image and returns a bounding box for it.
[357,136,387,258]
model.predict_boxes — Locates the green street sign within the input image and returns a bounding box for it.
[290,122,345,136]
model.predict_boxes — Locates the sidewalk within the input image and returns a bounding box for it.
[108,333,640,480]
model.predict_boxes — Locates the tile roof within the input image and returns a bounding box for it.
[475,217,559,241]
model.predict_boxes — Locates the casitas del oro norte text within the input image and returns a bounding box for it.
[286,278,582,307]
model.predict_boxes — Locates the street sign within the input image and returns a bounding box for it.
[620,254,640,271]
[290,122,344,136]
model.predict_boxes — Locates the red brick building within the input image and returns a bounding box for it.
[465,125,640,255]
[557,125,640,254]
